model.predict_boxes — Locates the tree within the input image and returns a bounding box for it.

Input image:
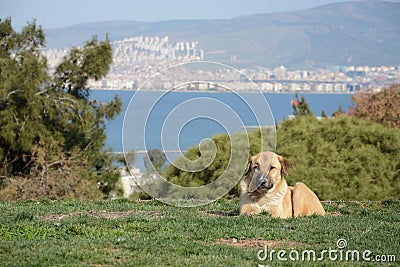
[332,105,345,117]
[291,93,314,116]
[0,18,122,200]
[144,149,166,173]
[121,150,136,170]
[348,84,400,128]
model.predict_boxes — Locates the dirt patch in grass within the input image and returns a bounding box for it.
[201,210,239,217]
[326,211,342,216]
[40,209,166,221]
[202,238,309,249]
[40,210,135,221]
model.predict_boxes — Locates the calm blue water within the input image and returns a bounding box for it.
[90,90,353,170]
[90,90,353,152]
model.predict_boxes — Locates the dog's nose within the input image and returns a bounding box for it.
[247,192,256,199]
[260,180,273,190]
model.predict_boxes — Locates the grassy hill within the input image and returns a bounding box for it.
[0,198,399,266]
[45,1,400,68]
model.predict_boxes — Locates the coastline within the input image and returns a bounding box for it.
[89,88,355,95]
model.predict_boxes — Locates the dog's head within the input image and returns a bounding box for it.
[245,152,291,193]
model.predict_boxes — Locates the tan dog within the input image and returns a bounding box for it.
[239,151,325,218]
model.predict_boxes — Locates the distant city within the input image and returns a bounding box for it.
[44,35,400,93]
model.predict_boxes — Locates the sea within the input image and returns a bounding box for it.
[90,90,353,171]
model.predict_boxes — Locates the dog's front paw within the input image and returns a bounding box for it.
[239,204,261,215]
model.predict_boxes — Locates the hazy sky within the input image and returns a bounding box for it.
[1,0,399,30]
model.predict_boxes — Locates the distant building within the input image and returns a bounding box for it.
[346,71,366,78]
[101,80,107,88]
[120,168,142,198]
[200,49,204,61]
[347,83,361,92]
[274,65,287,79]
[131,81,138,90]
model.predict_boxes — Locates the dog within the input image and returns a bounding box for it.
[239,151,325,218]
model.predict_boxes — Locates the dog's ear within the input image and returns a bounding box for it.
[244,159,252,176]
[278,156,291,176]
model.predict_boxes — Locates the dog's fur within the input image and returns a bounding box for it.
[239,151,325,218]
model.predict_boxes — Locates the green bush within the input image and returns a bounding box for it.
[164,129,274,196]
[277,115,400,200]
[165,115,400,201]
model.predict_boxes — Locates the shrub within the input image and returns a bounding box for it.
[165,115,400,200]
[348,84,400,128]
[277,115,400,200]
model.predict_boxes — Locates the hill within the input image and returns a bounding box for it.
[45,1,400,68]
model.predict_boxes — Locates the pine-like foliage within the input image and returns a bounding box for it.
[292,93,314,116]
[0,19,122,200]
[144,149,166,173]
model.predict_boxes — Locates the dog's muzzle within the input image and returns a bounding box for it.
[248,171,272,193]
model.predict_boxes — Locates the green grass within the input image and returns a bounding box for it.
[0,198,399,266]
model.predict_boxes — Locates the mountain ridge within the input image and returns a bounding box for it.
[45,1,400,68]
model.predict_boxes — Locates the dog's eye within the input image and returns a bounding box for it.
[270,166,276,170]
[253,164,260,170]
